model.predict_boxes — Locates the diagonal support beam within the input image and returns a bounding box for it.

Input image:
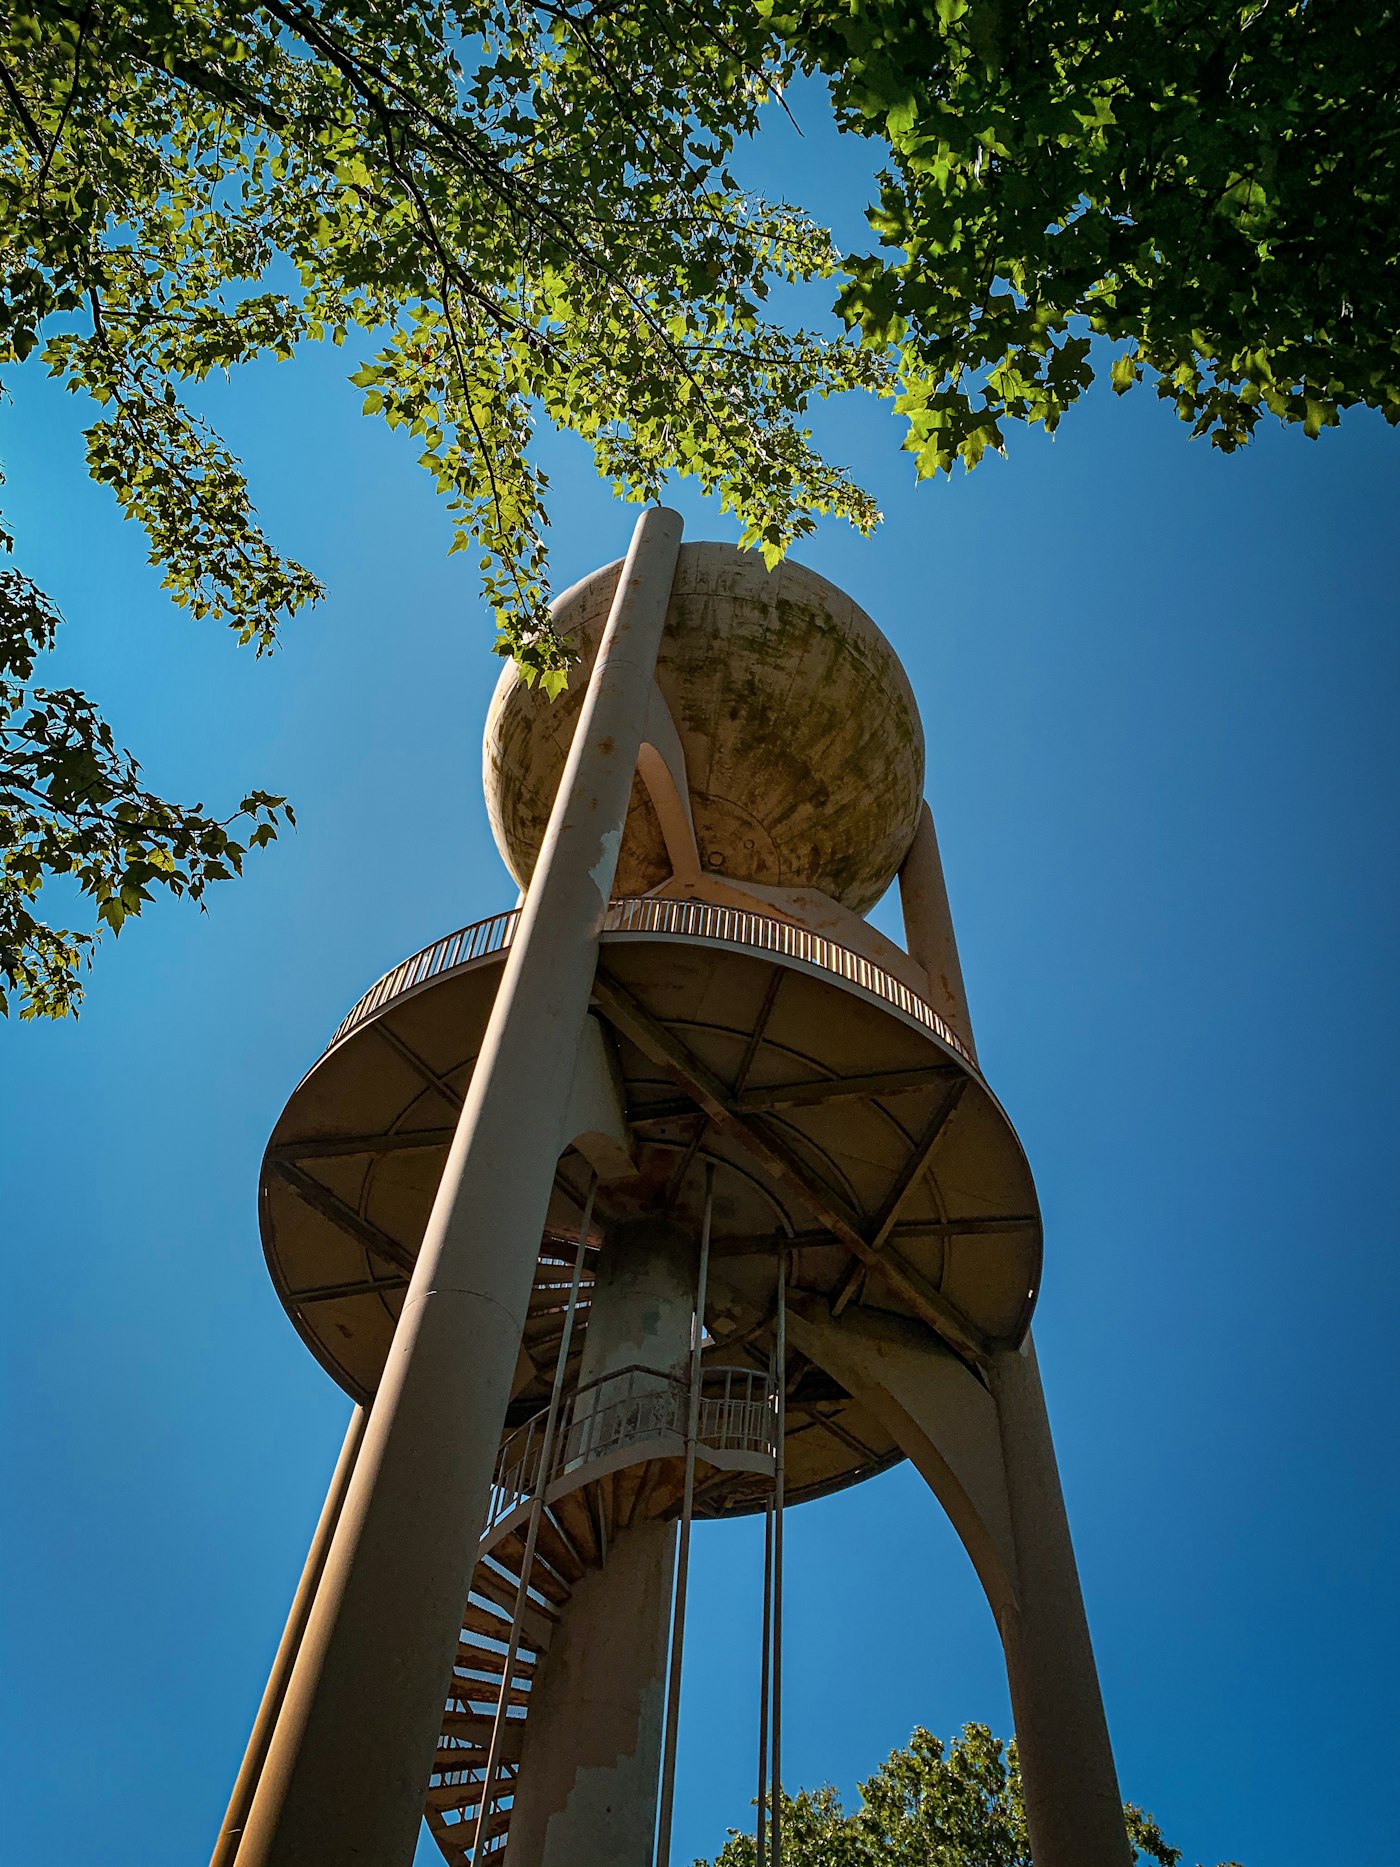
[268,1159,417,1275]
[631,1064,963,1126]
[662,1112,709,1215]
[591,968,989,1366]
[627,1097,703,1127]
[871,1078,968,1251]
[732,968,785,1096]
[373,1022,465,1111]
[734,1062,962,1113]
[831,1078,968,1316]
[771,1216,1039,1252]
[270,1128,456,1163]
[796,1404,880,1464]
[287,1272,410,1305]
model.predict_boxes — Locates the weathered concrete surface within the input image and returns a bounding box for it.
[777,1295,1018,1620]
[578,1219,699,1386]
[485,544,925,915]
[209,1408,367,1867]
[898,802,978,1061]
[776,1299,1130,1867]
[507,1518,676,1867]
[991,1337,1132,1867]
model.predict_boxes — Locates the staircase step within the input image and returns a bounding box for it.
[455,1638,537,1679]
[430,1828,509,1865]
[445,1672,532,1713]
[488,1527,574,1606]
[437,1713,526,1763]
[547,1485,601,1567]
[469,1567,558,1651]
[426,1798,514,1841]
[427,1752,518,1803]
[460,1598,550,1660]
[460,1599,542,1654]
[530,1510,586,1585]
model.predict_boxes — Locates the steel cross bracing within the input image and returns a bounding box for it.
[261,899,1042,1398]
[265,959,1025,1367]
[589,968,992,1368]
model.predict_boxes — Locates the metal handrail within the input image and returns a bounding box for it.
[487,1362,777,1536]
[326,896,974,1066]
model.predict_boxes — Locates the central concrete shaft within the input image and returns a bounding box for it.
[579,1219,700,1386]
[508,1221,698,1867]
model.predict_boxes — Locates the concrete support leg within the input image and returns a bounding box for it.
[897,801,977,1063]
[989,1336,1131,1867]
[210,1407,366,1867]
[775,1297,1128,1867]
[232,507,683,1867]
[508,1219,698,1867]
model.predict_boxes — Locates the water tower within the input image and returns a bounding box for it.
[212,511,1132,1867]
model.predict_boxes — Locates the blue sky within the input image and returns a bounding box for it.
[3,78,1398,1867]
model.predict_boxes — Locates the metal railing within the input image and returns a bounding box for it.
[327,908,521,1045]
[486,1363,777,1536]
[326,896,974,1066]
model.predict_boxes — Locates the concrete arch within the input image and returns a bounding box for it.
[782,1297,1018,1623]
[782,1294,1131,1867]
[560,1012,636,1183]
[636,682,702,887]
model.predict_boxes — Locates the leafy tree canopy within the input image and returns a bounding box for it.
[698,1723,1243,1867]
[778,0,1399,476]
[3,0,878,1013]
[1,551,291,1015]
[3,0,1394,1014]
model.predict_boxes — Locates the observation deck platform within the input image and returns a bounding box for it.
[260,896,1042,1519]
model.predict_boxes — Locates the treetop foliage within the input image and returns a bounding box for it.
[697,1723,1243,1867]
[2,0,1395,1013]
[3,0,880,1012]
[0,553,292,1017]
[5,0,880,671]
[778,0,1398,478]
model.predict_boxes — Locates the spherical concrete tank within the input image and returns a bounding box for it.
[484,541,924,914]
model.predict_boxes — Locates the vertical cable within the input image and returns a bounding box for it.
[754,1344,776,1867]
[470,1175,597,1867]
[653,1161,715,1867]
[772,1249,787,1867]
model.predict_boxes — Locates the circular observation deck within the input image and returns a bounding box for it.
[260,898,1041,1518]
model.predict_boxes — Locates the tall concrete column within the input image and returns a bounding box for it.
[234,507,683,1867]
[508,1220,698,1867]
[989,1335,1131,1867]
[898,801,976,1062]
[210,1407,366,1867]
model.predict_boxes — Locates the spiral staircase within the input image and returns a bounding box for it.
[425,1353,777,1863]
